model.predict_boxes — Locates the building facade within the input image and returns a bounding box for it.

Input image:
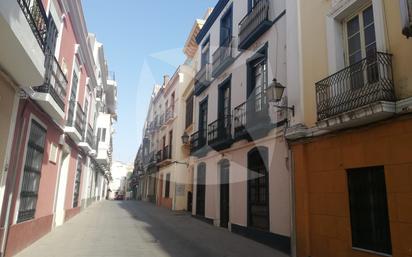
[0,0,116,256]
[190,0,291,253]
[286,0,412,257]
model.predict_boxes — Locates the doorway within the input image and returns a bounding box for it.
[54,151,70,227]
[196,163,206,217]
[247,147,269,231]
[220,160,230,228]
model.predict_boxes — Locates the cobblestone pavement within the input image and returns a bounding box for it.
[15,201,288,257]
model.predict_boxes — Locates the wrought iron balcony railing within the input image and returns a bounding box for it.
[212,37,235,77]
[75,103,85,135]
[165,105,175,123]
[190,129,207,154]
[162,145,171,161]
[315,52,395,121]
[233,90,270,140]
[208,115,232,147]
[86,124,96,150]
[238,0,271,50]
[18,0,48,50]
[194,64,212,95]
[33,56,67,110]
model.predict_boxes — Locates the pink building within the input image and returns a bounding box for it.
[0,0,116,256]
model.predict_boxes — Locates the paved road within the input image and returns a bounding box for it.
[16,201,288,257]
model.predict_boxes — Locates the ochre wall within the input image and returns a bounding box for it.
[293,116,412,257]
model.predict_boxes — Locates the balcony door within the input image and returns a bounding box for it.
[220,7,233,48]
[67,72,78,125]
[247,54,268,125]
[201,39,210,69]
[345,5,377,89]
[198,99,208,145]
[218,80,231,138]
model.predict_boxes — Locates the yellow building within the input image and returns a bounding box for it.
[286,0,412,256]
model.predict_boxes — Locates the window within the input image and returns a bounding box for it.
[347,166,392,255]
[73,157,83,208]
[220,6,233,47]
[185,93,194,128]
[18,120,47,222]
[248,0,261,12]
[67,72,78,125]
[49,143,58,164]
[201,38,210,68]
[97,128,101,142]
[168,130,173,158]
[98,128,107,143]
[345,5,376,64]
[165,173,171,198]
[345,5,378,88]
[198,98,208,143]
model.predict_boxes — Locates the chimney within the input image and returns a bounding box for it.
[163,75,170,86]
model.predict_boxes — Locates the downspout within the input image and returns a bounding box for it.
[0,96,29,257]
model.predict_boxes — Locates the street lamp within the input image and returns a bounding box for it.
[181,132,190,145]
[266,79,295,116]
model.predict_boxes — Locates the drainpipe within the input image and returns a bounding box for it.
[0,97,28,257]
[288,145,297,257]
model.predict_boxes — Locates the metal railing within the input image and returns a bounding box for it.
[315,52,395,120]
[165,105,174,122]
[190,129,207,153]
[195,64,212,85]
[86,124,96,150]
[212,37,235,76]
[33,56,67,110]
[208,115,232,145]
[233,90,269,138]
[162,145,171,161]
[18,0,48,50]
[238,0,270,48]
[66,100,75,126]
[75,103,85,135]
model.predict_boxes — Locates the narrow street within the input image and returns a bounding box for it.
[15,201,287,257]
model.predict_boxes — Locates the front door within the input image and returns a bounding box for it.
[220,161,230,228]
[247,148,269,231]
[54,151,70,227]
[196,164,206,217]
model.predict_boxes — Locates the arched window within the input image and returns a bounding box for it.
[196,163,206,216]
[247,147,269,230]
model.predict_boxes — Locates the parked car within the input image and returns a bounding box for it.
[114,194,124,200]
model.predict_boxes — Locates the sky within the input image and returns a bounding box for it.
[82,0,217,165]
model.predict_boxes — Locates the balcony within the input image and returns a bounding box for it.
[234,91,272,141]
[32,56,67,120]
[238,0,272,50]
[194,64,212,96]
[65,102,85,143]
[165,105,175,124]
[0,0,48,87]
[79,124,96,155]
[208,115,233,151]
[316,52,396,130]
[156,146,172,166]
[212,37,235,78]
[190,129,208,157]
